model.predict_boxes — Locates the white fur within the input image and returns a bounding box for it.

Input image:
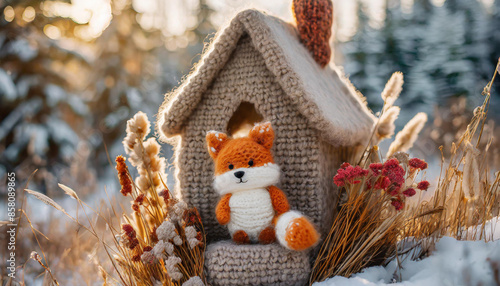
[275,210,303,250]
[227,188,274,242]
[213,164,281,196]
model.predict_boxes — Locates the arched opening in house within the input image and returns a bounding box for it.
[227,101,264,138]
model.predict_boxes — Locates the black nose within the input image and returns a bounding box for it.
[234,171,245,179]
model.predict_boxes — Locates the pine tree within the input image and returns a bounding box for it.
[488,0,500,117]
[406,5,474,112]
[0,1,92,193]
[87,0,166,170]
[343,0,491,123]
[342,0,386,110]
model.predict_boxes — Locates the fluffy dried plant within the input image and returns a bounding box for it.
[386,112,428,159]
[372,72,405,146]
[381,71,403,112]
[24,112,207,286]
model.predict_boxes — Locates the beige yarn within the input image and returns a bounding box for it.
[157,9,375,146]
[155,9,376,286]
[205,241,310,286]
[156,9,374,241]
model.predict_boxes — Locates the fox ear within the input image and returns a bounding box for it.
[206,131,229,159]
[249,122,274,149]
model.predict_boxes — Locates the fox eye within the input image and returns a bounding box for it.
[248,160,254,167]
[228,164,234,170]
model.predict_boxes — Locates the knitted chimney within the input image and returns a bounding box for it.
[292,0,334,68]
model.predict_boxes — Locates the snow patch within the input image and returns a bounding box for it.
[315,235,500,286]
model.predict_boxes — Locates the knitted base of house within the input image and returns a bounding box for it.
[205,240,310,286]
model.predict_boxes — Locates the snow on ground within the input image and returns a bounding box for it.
[315,224,500,286]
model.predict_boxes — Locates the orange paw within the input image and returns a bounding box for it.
[232,230,250,244]
[285,217,319,251]
[258,227,276,244]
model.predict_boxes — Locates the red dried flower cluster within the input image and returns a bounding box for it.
[116,156,132,196]
[150,227,158,243]
[122,224,136,239]
[183,207,202,227]
[369,163,383,176]
[135,193,145,205]
[403,188,416,197]
[409,158,428,170]
[333,163,369,187]
[132,254,141,262]
[381,159,405,194]
[132,203,140,212]
[122,224,139,249]
[143,246,153,252]
[129,239,139,249]
[158,189,170,205]
[417,180,430,191]
[334,157,429,211]
[391,199,404,211]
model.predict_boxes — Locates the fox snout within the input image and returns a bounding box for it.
[234,171,245,179]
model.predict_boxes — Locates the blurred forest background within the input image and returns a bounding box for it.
[0,0,499,197]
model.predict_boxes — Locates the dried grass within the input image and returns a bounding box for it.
[24,113,207,286]
[311,60,500,284]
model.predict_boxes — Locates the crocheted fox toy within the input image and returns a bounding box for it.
[206,122,319,251]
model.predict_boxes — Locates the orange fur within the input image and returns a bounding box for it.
[206,131,229,160]
[284,217,319,251]
[233,230,250,244]
[215,193,232,225]
[207,123,318,250]
[207,123,275,176]
[258,227,276,244]
[268,186,290,215]
[248,122,274,149]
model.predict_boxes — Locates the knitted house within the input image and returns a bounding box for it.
[157,9,375,286]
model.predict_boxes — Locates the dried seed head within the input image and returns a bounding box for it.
[116,156,132,196]
[381,72,404,109]
[135,193,145,205]
[165,256,183,281]
[157,221,175,241]
[463,142,480,199]
[30,251,41,262]
[182,276,205,286]
[121,224,136,239]
[391,152,409,167]
[386,113,427,159]
[131,254,141,262]
[377,106,400,140]
[132,203,140,212]
[185,226,197,239]
[140,250,156,265]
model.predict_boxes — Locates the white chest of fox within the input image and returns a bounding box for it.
[228,188,274,241]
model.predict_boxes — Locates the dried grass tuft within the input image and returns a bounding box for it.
[311,60,500,284]
[381,71,404,112]
[386,112,428,158]
[25,112,207,286]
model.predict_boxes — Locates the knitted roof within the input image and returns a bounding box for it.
[157,9,375,146]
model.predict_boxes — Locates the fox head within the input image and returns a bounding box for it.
[206,122,280,195]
